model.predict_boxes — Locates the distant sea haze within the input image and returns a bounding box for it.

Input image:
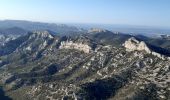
[69,23,170,36]
[1,20,170,37]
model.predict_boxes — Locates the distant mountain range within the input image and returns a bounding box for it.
[0,20,84,35]
[1,20,170,38]
[0,27,27,35]
[0,20,85,46]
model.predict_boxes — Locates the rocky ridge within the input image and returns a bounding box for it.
[59,41,92,53]
[123,37,170,60]
[0,34,19,46]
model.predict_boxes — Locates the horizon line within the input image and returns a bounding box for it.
[0,18,170,29]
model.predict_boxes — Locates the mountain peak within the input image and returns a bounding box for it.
[123,37,151,53]
[123,37,170,60]
[32,31,54,39]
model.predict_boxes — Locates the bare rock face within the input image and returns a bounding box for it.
[123,37,166,60]
[123,37,151,53]
[31,31,54,39]
[0,34,19,46]
[88,28,107,33]
[59,40,92,53]
[151,51,165,60]
[15,31,54,53]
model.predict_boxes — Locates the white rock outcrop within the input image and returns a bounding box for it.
[0,34,18,46]
[59,41,92,53]
[123,37,166,60]
[88,28,107,33]
[31,31,54,39]
[123,37,151,53]
[151,52,165,60]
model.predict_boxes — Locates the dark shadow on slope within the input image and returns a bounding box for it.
[0,34,29,56]
[0,87,12,100]
[5,64,59,89]
[147,43,170,56]
[134,36,170,57]
[133,83,159,100]
[80,69,133,100]
[87,30,132,47]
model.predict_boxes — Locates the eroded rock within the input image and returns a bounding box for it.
[59,40,92,53]
[123,37,168,60]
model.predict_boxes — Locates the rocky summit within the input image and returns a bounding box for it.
[123,37,150,52]
[0,30,170,100]
[124,37,170,60]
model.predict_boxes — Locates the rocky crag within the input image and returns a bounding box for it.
[123,37,170,60]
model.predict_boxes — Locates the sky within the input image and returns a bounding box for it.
[0,0,170,28]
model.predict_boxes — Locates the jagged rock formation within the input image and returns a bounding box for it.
[31,31,54,39]
[59,41,92,53]
[15,31,54,53]
[0,27,27,46]
[0,34,18,46]
[123,37,151,53]
[88,28,107,33]
[123,37,170,60]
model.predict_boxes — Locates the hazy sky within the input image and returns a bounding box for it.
[0,0,170,28]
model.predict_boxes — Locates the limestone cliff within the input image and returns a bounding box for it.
[123,37,169,60]
[59,40,92,53]
[123,37,151,53]
[88,28,107,33]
